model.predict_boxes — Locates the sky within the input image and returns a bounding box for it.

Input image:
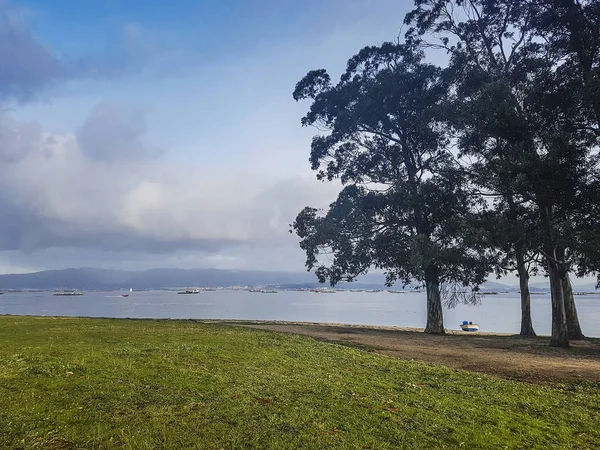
[0,0,592,287]
[0,0,417,275]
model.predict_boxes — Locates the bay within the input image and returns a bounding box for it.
[1,290,599,337]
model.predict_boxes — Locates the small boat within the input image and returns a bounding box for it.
[121,294,129,297]
[460,321,479,332]
[177,288,200,294]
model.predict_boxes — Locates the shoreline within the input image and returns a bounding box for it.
[0,314,538,337]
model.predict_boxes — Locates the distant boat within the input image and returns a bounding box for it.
[121,294,129,297]
[177,288,200,294]
[53,291,83,296]
[0,292,4,295]
[460,321,479,332]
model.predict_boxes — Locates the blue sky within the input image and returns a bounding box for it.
[11,0,410,165]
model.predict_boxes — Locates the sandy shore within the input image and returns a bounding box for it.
[205,320,600,385]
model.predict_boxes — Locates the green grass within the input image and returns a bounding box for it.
[0,317,599,449]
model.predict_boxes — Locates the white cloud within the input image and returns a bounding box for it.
[77,100,161,162]
[0,105,338,268]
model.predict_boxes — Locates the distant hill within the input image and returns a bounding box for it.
[0,267,595,292]
[0,267,390,290]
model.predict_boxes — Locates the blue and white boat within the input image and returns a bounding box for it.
[460,321,480,332]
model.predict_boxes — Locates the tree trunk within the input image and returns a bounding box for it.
[561,274,585,340]
[516,251,536,337]
[547,258,570,347]
[424,268,445,334]
[540,205,569,348]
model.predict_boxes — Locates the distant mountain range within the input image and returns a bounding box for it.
[0,268,596,292]
[0,267,389,290]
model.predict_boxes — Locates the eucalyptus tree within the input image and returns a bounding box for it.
[291,43,490,334]
[479,199,540,337]
[405,0,594,346]
[535,0,600,317]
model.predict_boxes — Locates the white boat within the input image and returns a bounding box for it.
[460,321,479,332]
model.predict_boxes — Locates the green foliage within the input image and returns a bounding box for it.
[1,317,600,449]
[291,43,490,290]
[404,0,600,265]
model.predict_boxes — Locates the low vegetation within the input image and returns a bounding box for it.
[1,316,599,449]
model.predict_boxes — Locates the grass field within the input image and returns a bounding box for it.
[0,316,599,449]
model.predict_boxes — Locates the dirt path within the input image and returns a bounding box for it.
[229,322,600,385]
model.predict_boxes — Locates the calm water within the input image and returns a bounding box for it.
[1,290,599,337]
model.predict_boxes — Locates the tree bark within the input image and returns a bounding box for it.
[561,274,586,340]
[424,268,445,334]
[555,246,585,340]
[516,250,536,337]
[547,258,570,347]
[540,204,569,348]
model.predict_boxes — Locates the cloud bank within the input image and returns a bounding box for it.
[0,105,338,259]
